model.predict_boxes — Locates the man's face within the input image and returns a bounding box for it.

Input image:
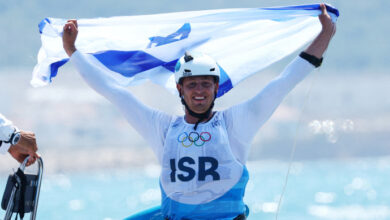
[177,76,219,114]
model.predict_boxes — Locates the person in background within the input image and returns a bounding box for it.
[0,113,39,166]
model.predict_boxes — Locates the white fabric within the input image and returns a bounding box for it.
[70,51,172,160]
[69,51,313,163]
[0,113,16,154]
[161,112,244,204]
[32,5,334,94]
[70,51,314,204]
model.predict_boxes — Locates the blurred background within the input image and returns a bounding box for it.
[0,0,389,219]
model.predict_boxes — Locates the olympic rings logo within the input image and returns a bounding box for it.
[177,131,212,147]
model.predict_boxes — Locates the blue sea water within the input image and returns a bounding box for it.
[1,157,389,220]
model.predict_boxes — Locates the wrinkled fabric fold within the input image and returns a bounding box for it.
[32,4,339,97]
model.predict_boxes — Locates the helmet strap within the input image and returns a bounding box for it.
[181,95,215,130]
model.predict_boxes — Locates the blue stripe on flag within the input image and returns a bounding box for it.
[48,21,192,81]
[38,18,51,34]
[49,50,171,80]
[162,59,178,73]
[263,4,339,17]
[49,58,68,82]
[93,50,166,77]
[48,50,234,97]
[217,66,233,97]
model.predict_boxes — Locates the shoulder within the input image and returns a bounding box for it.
[153,110,177,128]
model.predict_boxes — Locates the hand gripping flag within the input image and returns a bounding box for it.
[32,4,339,97]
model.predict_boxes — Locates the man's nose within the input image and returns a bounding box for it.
[194,83,203,92]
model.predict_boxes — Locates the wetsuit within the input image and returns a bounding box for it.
[70,51,315,219]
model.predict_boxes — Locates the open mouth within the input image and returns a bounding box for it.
[193,96,206,100]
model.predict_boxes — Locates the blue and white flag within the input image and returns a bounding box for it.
[32,4,339,97]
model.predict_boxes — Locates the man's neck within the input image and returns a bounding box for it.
[184,110,215,124]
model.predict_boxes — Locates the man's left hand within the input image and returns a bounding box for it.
[8,131,39,166]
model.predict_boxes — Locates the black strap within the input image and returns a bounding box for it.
[4,129,17,144]
[14,169,27,219]
[299,51,323,68]
[233,213,246,220]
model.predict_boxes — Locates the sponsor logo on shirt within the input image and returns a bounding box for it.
[211,119,221,127]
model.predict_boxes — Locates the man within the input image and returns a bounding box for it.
[62,3,335,219]
[0,113,39,166]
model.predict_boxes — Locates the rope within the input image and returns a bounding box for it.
[275,66,321,220]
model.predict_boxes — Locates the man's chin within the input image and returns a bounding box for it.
[191,105,209,114]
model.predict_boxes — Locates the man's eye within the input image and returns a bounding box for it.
[187,83,196,88]
[202,82,211,88]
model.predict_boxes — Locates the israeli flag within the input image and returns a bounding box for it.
[32,4,339,97]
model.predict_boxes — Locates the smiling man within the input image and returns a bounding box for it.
[175,52,220,130]
[62,4,335,220]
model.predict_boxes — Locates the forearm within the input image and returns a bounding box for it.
[253,57,313,114]
[304,4,336,59]
[70,51,122,100]
[303,29,335,59]
[232,56,315,138]
[69,51,160,137]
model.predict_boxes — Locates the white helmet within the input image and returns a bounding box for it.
[174,51,220,84]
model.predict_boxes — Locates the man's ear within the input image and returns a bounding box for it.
[214,82,219,95]
[176,83,182,97]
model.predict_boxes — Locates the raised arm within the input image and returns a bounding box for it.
[62,20,171,156]
[63,20,148,118]
[63,20,133,106]
[226,3,336,152]
[303,3,336,59]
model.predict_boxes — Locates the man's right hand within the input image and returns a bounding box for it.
[63,19,78,57]
[303,3,336,60]
[8,131,39,166]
